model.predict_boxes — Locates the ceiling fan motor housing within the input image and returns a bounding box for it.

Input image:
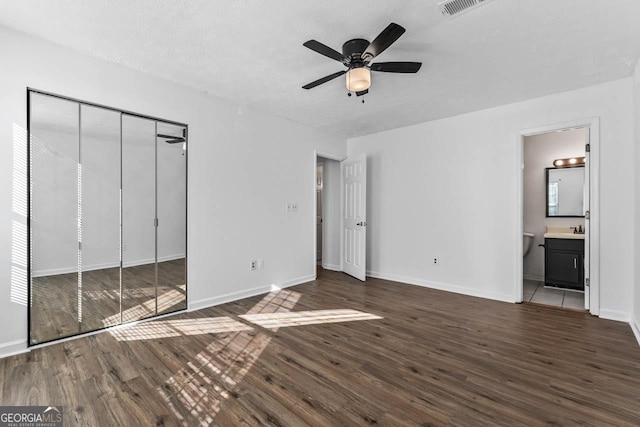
[342,38,370,66]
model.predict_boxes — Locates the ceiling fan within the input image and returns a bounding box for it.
[302,23,422,96]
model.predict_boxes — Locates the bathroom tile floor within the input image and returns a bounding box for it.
[523,279,585,310]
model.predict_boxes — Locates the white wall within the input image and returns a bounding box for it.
[319,157,341,270]
[0,25,345,356]
[523,130,585,281]
[348,78,635,320]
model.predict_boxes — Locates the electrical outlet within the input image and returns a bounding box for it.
[286,202,299,212]
[250,260,257,271]
[433,257,439,266]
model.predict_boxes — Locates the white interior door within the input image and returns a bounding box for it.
[341,154,367,281]
[583,128,590,310]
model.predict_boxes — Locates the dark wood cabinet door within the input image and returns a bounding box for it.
[546,251,581,286]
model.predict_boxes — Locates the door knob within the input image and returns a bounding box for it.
[356,221,367,226]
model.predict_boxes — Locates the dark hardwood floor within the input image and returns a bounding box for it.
[4,268,640,426]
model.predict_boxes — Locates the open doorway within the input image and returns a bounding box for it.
[523,128,587,309]
[518,118,599,315]
[316,162,323,264]
[316,156,341,272]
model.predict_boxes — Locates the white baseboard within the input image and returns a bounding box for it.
[599,309,631,323]
[366,270,514,303]
[523,273,544,282]
[33,262,116,278]
[278,274,315,288]
[188,274,315,312]
[124,254,185,268]
[0,339,29,359]
[189,285,273,312]
[630,314,640,347]
[321,263,341,272]
[32,253,186,277]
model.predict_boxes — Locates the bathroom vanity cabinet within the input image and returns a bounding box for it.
[544,238,584,290]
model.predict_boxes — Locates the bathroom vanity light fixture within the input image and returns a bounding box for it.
[553,157,585,168]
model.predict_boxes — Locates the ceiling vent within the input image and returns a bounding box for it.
[438,0,495,19]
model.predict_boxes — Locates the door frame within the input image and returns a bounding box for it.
[316,161,324,263]
[515,117,600,315]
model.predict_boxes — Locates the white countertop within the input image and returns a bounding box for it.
[544,232,585,240]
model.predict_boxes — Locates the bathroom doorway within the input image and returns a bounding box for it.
[518,118,599,315]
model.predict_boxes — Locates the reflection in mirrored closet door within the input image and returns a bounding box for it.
[30,93,80,344]
[80,104,121,332]
[156,122,187,315]
[121,115,157,323]
[28,89,187,345]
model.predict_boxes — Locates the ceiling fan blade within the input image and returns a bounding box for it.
[302,70,347,89]
[355,89,368,97]
[370,62,422,73]
[363,23,406,60]
[303,40,348,63]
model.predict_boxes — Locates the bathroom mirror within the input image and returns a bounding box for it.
[546,167,584,217]
[28,89,187,345]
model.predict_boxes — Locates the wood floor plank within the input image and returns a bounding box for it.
[2,267,639,426]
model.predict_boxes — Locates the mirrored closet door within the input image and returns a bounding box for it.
[28,89,187,345]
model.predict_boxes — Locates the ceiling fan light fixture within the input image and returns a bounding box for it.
[346,68,371,92]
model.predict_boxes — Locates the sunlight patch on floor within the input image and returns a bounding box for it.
[102,285,186,325]
[110,317,253,341]
[239,309,383,329]
[245,289,300,314]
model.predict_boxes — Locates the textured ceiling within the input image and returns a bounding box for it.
[2,0,640,138]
